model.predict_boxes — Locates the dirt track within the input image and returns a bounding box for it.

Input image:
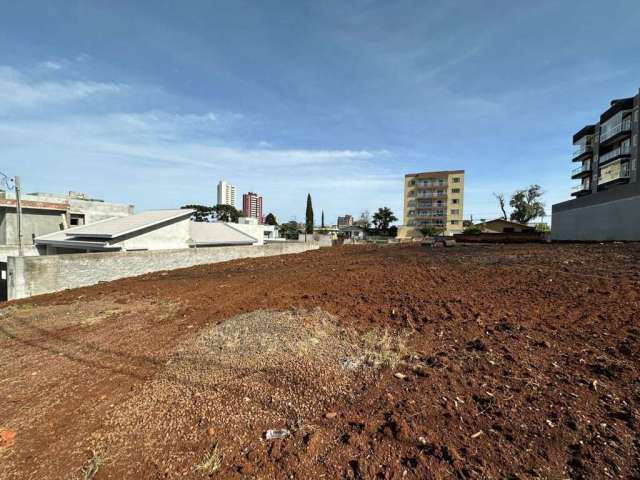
[1,243,639,479]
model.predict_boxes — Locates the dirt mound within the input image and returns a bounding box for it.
[93,309,375,478]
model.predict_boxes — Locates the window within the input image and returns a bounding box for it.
[452,199,459,204]
[451,220,459,225]
[452,188,460,193]
[452,177,461,183]
[451,209,460,215]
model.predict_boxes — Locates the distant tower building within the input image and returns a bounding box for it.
[337,214,353,228]
[217,180,236,207]
[242,192,263,223]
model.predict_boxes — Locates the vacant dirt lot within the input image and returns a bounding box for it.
[1,243,639,479]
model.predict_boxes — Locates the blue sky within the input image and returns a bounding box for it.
[1,1,639,224]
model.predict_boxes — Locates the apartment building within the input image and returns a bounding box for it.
[242,192,263,223]
[217,180,236,207]
[552,89,640,240]
[400,170,465,237]
[337,214,353,228]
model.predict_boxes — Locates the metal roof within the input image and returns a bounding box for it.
[63,209,193,239]
[189,222,257,246]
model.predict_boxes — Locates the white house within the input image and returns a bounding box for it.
[35,209,259,254]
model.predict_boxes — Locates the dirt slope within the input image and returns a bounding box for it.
[0,243,639,479]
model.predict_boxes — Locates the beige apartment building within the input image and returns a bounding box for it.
[400,170,465,237]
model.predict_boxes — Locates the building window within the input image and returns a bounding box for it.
[452,188,460,193]
[452,177,460,183]
[451,209,460,215]
[452,199,459,204]
[451,220,459,225]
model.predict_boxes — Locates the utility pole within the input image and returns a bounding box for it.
[15,176,23,256]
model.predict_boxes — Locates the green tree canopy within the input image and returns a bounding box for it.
[181,205,214,222]
[264,212,278,225]
[372,207,397,234]
[509,185,545,224]
[279,220,300,240]
[305,194,314,234]
[212,204,241,223]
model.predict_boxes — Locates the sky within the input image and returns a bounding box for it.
[1,0,639,225]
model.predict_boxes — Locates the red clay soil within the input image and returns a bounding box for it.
[1,243,639,479]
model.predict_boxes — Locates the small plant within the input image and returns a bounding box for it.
[80,450,105,480]
[419,226,443,237]
[196,443,222,475]
[361,329,409,368]
[463,226,482,235]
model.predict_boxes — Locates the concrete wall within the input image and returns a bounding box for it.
[116,217,191,251]
[2,209,65,246]
[297,233,333,247]
[68,198,133,224]
[0,245,39,262]
[552,194,640,241]
[6,241,319,300]
[229,223,264,245]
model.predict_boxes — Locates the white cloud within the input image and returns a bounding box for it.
[0,65,125,111]
[39,61,63,71]
[0,63,401,220]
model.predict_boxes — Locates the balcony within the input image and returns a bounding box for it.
[413,191,447,199]
[571,162,591,179]
[599,118,632,144]
[571,144,592,161]
[598,165,630,186]
[599,143,631,165]
[571,183,591,196]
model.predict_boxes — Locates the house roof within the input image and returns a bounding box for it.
[34,228,119,250]
[62,209,193,239]
[189,222,257,246]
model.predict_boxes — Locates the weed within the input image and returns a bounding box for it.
[196,443,222,475]
[79,450,105,480]
[361,328,410,368]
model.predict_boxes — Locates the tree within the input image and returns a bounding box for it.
[181,205,214,222]
[264,212,278,226]
[305,194,314,234]
[321,210,325,228]
[279,220,300,240]
[494,193,508,220]
[372,207,397,234]
[212,204,241,223]
[358,210,371,230]
[420,225,444,237]
[509,184,546,224]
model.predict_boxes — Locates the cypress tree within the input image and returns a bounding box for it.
[305,194,314,234]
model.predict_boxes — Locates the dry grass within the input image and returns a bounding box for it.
[361,328,411,368]
[196,443,222,475]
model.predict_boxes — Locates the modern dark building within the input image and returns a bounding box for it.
[552,89,640,240]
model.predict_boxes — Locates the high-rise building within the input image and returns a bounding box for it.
[242,192,263,223]
[552,89,640,240]
[217,180,236,207]
[401,170,465,236]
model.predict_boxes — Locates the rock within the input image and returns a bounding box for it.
[207,427,215,436]
[0,430,16,448]
[325,412,338,419]
[394,372,408,380]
